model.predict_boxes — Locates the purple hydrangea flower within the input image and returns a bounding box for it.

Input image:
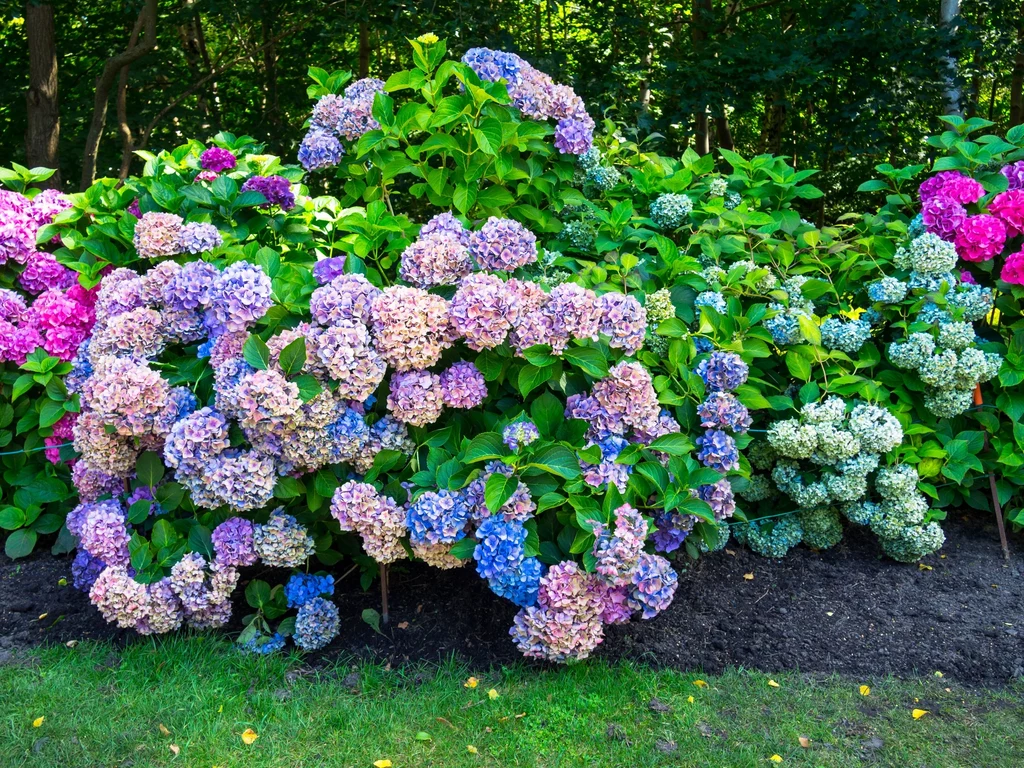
[241,175,295,210]
[696,351,748,392]
[298,128,345,171]
[200,147,237,172]
[503,420,540,452]
[697,391,752,433]
[178,222,223,254]
[211,517,258,567]
[205,261,273,334]
[439,361,488,408]
[469,217,538,271]
[696,478,736,520]
[312,257,347,285]
[696,428,739,472]
[554,116,594,155]
[627,553,678,619]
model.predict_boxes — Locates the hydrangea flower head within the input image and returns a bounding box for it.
[241,175,295,210]
[295,597,340,650]
[473,517,527,579]
[200,147,236,172]
[954,214,1006,263]
[134,212,183,259]
[469,217,538,271]
[211,517,258,567]
[696,351,748,392]
[406,490,469,545]
[503,420,540,452]
[439,361,488,408]
[285,573,335,608]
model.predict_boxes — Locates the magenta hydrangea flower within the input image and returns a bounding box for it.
[954,214,1007,262]
[988,189,1024,237]
[469,217,538,271]
[200,147,237,172]
[134,212,183,259]
[918,171,984,205]
[1000,248,1024,285]
[439,360,488,408]
[387,370,444,427]
[921,196,967,242]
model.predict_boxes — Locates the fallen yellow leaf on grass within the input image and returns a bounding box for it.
[373,761,393,768]
[241,728,258,745]
[687,696,695,703]
[158,723,171,737]
[467,745,478,754]
[743,572,755,580]
[934,671,943,678]
[918,563,933,571]
[798,736,810,748]
[464,677,479,689]
[168,744,180,756]
[912,709,929,719]
[32,717,44,728]
[768,679,780,688]
[693,679,708,688]
[487,688,499,700]
[859,685,871,696]
[769,755,783,763]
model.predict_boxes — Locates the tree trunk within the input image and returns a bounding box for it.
[116,14,145,180]
[358,22,370,78]
[177,0,214,124]
[1011,5,1024,126]
[24,2,61,187]
[715,116,734,151]
[691,0,712,155]
[193,5,221,129]
[940,0,961,116]
[80,0,158,190]
[758,8,795,154]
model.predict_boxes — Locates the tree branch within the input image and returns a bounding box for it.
[80,0,158,189]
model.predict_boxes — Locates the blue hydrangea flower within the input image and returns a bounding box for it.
[488,557,545,607]
[696,428,739,472]
[406,490,470,545]
[284,573,335,608]
[693,336,714,354]
[695,291,727,314]
[240,632,286,655]
[867,277,908,304]
[820,318,871,354]
[695,351,748,392]
[473,517,527,579]
[650,193,693,229]
[294,597,340,651]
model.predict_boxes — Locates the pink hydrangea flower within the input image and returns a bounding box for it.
[954,214,1007,262]
[1000,249,1024,285]
[988,189,1024,237]
[387,370,444,427]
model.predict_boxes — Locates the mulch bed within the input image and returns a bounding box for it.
[2,516,1021,683]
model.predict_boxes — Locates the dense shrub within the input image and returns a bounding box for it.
[1,39,1022,662]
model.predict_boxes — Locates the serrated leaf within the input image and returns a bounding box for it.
[243,335,270,370]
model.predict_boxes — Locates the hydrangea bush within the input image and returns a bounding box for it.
[3,37,1022,662]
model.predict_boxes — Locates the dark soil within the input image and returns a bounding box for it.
[2,516,1022,683]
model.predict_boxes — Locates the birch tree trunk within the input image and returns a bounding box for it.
[940,0,962,117]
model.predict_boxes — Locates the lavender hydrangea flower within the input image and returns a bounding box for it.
[696,429,740,472]
[253,511,315,568]
[596,292,647,354]
[697,391,752,433]
[206,261,273,334]
[696,351,748,392]
[503,420,540,452]
[71,549,107,591]
[78,501,130,567]
[178,222,223,254]
[399,228,473,288]
[627,553,678,619]
[387,369,444,426]
[554,116,594,155]
[697,478,736,520]
[581,436,633,493]
[469,217,538,271]
[591,504,647,586]
[439,361,488,408]
[312,257,347,285]
[298,128,345,171]
[450,273,513,349]
[211,517,258,567]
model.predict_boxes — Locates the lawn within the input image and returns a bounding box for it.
[0,637,1021,767]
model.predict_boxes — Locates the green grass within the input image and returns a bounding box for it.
[0,637,1021,767]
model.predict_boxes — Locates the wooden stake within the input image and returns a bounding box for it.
[974,384,1011,560]
[380,563,390,625]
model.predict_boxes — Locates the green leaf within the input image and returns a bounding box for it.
[135,451,165,487]
[188,525,214,558]
[11,374,35,401]
[278,337,307,375]
[485,472,519,513]
[5,528,38,559]
[465,432,507,463]
[151,519,177,550]
[527,445,580,479]
[517,364,550,397]
[243,334,270,371]
[362,607,385,636]
[245,579,272,609]
[0,506,26,531]
[448,537,477,560]
[294,374,323,403]
[38,399,65,429]
[127,499,152,525]
[562,347,608,378]
[647,433,692,456]
[274,476,304,499]
[530,392,563,437]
